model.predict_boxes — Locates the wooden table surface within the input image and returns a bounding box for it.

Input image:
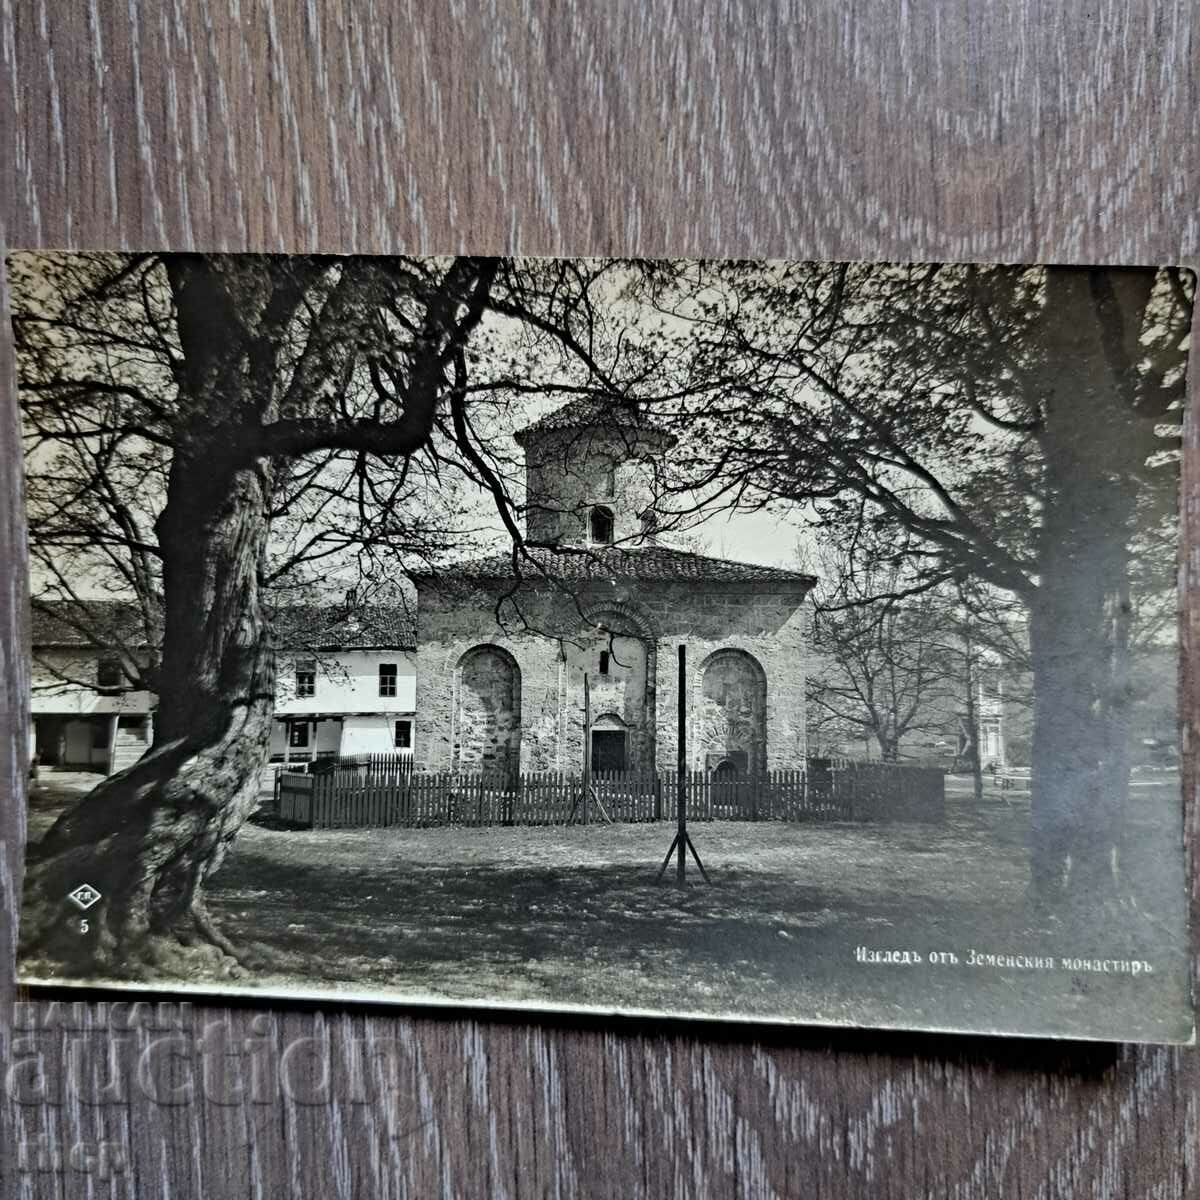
[1,4,1196,1196]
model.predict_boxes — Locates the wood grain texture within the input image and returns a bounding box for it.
[1,2,1197,1197]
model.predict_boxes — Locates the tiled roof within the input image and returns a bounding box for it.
[426,544,817,587]
[30,599,150,648]
[512,397,673,445]
[30,599,416,650]
[272,604,416,650]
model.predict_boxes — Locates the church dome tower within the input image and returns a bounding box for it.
[513,398,674,547]
[416,394,814,779]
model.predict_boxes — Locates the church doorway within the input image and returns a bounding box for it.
[711,754,747,779]
[591,729,628,773]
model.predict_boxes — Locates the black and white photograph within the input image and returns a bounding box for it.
[11,252,1195,1043]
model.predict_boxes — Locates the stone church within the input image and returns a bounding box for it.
[413,399,815,777]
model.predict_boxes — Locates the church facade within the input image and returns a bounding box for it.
[413,400,816,777]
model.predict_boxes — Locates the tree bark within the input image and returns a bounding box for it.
[23,466,276,975]
[20,253,496,976]
[21,257,300,976]
[1027,268,1151,912]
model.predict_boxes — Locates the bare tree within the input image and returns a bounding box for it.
[802,543,960,763]
[15,252,662,975]
[633,260,1192,908]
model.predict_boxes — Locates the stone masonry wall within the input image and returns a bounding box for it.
[416,574,808,773]
[523,425,668,547]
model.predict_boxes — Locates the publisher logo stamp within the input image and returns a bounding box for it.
[67,884,102,911]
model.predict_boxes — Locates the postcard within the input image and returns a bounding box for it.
[10,252,1194,1042]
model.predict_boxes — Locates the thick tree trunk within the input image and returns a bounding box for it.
[22,452,277,977]
[1027,267,1150,913]
[1101,569,1135,864]
[18,254,496,977]
[21,258,293,978]
[1028,584,1112,905]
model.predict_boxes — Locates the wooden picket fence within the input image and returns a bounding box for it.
[277,761,944,830]
[330,752,415,775]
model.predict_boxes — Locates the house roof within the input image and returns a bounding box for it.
[30,599,150,648]
[272,604,416,651]
[420,544,817,588]
[512,397,674,446]
[30,599,416,651]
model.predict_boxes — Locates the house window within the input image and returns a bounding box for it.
[379,663,398,697]
[295,660,316,699]
[288,722,310,748]
[598,650,611,676]
[590,505,615,544]
[91,718,110,750]
[96,658,123,693]
[394,719,412,750]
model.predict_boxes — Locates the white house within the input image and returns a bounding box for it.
[270,605,417,763]
[30,601,156,775]
[29,600,417,774]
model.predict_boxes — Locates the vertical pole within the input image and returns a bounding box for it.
[583,671,591,825]
[677,644,687,884]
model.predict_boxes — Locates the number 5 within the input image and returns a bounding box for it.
[79,919,89,934]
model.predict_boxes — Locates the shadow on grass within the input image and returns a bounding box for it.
[19,786,1189,1043]
[205,834,1191,1043]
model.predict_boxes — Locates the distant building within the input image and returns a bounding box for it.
[269,606,416,764]
[975,667,1005,768]
[30,601,156,775]
[413,399,816,776]
[29,600,416,774]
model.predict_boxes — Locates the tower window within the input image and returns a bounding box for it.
[599,650,611,675]
[590,505,615,544]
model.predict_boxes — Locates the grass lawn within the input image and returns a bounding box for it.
[23,771,1192,1042]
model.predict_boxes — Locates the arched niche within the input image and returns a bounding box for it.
[698,648,768,775]
[576,603,657,772]
[454,644,521,773]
